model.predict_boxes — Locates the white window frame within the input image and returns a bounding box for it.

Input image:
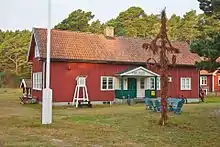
[101,76,114,91]
[33,72,42,90]
[157,77,160,90]
[180,77,191,90]
[200,76,207,86]
[168,76,172,82]
[140,78,145,89]
[148,77,155,90]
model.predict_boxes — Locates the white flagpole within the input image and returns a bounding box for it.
[42,0,52,124]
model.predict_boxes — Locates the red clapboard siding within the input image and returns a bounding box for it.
[50,62,137,102]
[214,73,220,92]
[31,60,199,102]
[48,62,199,102]
[156,67,199,99]
[31,58,43,101]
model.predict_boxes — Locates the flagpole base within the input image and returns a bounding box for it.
[42,88,52,124]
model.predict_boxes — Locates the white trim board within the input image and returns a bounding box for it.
[38,101,113,106]
[26,32,34,62]
[27,29,41,62]
[213,70,219,76]
[119,66,160,77]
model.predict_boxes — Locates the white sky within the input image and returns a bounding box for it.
[0,0,202,31]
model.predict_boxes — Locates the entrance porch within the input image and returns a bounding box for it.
[114,66,160,100]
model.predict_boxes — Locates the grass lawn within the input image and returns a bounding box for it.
[0,89,220,147]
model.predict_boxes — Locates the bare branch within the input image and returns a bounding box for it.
[7,56,16,64]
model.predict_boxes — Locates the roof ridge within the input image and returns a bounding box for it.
[33,27,152,41]
[33,27,189,45]
[33,27,104,37]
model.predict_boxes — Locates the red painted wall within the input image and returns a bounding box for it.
[200,75,213,92]
[214,72,220,92]
[29,40,43,101]
[31,58,43,101]
[207,75,213,92]
[45,62,199,102]
[50,62,137,102]
[156,67,199,99]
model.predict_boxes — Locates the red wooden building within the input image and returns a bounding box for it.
[200,69,220,95]
[27,27,202,105]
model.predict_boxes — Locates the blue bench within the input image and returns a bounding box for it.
[145,97,185,114]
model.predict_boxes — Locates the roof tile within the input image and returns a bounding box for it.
[34,28,201,65]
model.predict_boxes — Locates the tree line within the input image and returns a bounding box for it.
[0,6,220,87]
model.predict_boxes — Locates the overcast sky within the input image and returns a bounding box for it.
[0,0,202,31]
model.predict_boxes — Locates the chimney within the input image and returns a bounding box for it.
[104,26,114,38]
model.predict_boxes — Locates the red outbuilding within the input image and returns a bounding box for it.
[27,27,202,105]
[200,69,220,95]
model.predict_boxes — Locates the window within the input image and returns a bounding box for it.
[168,76,172,82]
[181,77,191,90]
[148,77,155,89]
[157,77,160,90]
[218,76,220,86]
[33,72,42,90]
[200,76,207,85]
[34,45,40,58]
[117,78,121,90]
[140,78,145,89]
[101,76,114,90]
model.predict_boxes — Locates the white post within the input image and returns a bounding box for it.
[42,0,52,125]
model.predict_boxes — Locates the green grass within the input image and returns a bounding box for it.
[0,89,220,147]
[205,96,220,103]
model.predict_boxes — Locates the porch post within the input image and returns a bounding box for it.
[155,76,157,97]
[121,76,124,90]
[120,76,124,99]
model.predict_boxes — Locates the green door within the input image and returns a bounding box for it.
[127,78,137,98]
[128,78,137,90]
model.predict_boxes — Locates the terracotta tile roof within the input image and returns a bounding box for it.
[33,28,201,66]
[200,70,213,75]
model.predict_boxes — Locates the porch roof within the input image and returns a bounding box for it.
[116,66,160,77]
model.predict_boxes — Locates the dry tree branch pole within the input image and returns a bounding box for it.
[142,8,180,126]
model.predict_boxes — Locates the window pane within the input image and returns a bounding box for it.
[186,79,190,89]
[150,78,155,89]
[37,73,39,89]
[36,73,38,89]
[33,74,35,89]
[108,77,113,89]
[186,79,189,85]
[181,78,185,89]
[39,72,42,89]
[157,77,160,90]
[102,77,107,89]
